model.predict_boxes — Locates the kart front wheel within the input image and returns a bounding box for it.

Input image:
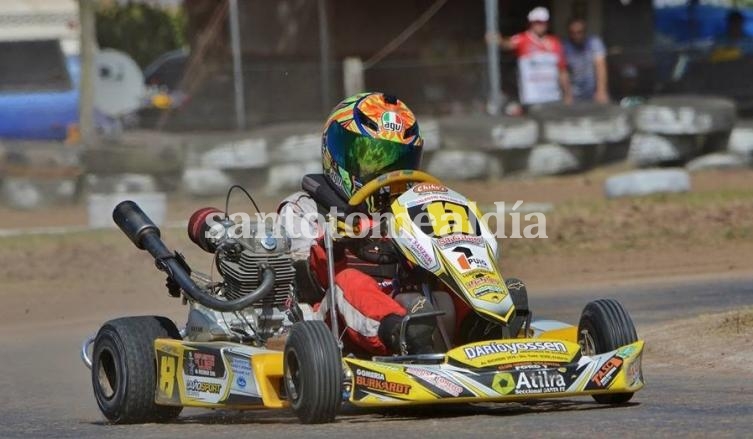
[91,316,183,423]
[284,320,342,424]
[578,299,638,404]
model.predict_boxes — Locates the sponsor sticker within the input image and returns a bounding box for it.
[514,370,568,394]
[498,362,561,371]
[465,275,500,291]
[399,229,435,268]
[452,247,490,272]
[230,356,252,376]
[491,372,516,395]
[354,368,411,395]
[228,354,255,394]
[413,183,448,194]
[464,341,569,360]
[236,376,247,388]
[591,357,623,388]
[627,356,643,387]
[405,367,463,397]
[184,350,225,378]
[381,111,403,132]
[405,194,466,208]
[436,234,485,248]
[616,345,638,359]
[186,379,222,395]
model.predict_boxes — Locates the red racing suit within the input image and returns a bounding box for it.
[278,191,412,354]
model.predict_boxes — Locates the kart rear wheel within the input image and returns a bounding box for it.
[284,320,342,424]
[92,316,183,424]
[578,299,638,404]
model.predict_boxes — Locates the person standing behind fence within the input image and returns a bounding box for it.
[486,7,572,107]
[563,17,609,103]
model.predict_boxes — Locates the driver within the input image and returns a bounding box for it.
[278,92,435,355]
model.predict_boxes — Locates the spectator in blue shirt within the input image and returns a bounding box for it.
[563,17,609,103]
[711,10,753,60]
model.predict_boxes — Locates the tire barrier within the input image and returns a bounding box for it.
[2,97,752,209]
[686,152,750,172]
[181,168,233,197]
[604,168,691,199]
[629,96,736,166]
[531,102,632,146]
[728,124,753,162]
[426,150,501,180]
[531,102,633,169]
[527,144,581,176]
[84,173,157,194]
[1,177,77,210]
[87,192,167,228]
[0,142,81,209]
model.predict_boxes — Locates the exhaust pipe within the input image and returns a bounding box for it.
[112,200,276,312]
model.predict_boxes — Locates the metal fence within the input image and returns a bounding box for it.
[143,41,753,133]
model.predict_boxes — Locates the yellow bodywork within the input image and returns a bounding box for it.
[344,339,644,407]
[152,336,644,410]
[153,339,286,409]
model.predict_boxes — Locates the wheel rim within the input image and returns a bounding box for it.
[284,349,301,403]
[96,347,118,400]
[579,329,597,356]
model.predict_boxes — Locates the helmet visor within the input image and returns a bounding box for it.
[325,122,422,185]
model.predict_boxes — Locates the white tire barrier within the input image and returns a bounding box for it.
[728,126,753,161]
[628,133,692,166]
[265,161,322,194]
[0,178,77,210]
[634,96,736,135]
[201,137,268,169]
[686,153,750,172]
[604,168,691,199]
[181,168,233,197]
[426,150,500,180]
[87,192,167,228]
[438,115,538,150]
[527,144,580,176]
[531,103,632,146]
[84,173,157,194]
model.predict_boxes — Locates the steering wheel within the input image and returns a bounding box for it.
[348,170,442,207]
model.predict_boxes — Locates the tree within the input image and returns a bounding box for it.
[96,2,187,68]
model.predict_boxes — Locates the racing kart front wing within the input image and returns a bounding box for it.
[151,337,644,409]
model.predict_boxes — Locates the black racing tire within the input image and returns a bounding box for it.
[578,299,638,404]
[284,320,342,424]
[91,316,183,424]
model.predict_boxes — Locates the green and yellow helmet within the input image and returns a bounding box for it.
[322,92,423,206]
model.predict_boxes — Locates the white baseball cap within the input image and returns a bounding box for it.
[528,7,550,23]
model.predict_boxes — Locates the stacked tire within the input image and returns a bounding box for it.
[529,102,633,175]
[630,95,736,167]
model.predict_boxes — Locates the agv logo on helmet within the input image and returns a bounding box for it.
[381,111,403,132]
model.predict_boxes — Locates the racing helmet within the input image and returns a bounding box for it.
[321,92,423,208]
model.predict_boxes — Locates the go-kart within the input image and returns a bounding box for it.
[81,170,644,424]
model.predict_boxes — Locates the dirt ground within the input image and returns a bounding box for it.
[644,306,753,374]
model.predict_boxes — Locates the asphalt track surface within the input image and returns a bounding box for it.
[2,276,752,438]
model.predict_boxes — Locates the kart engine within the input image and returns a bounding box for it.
[185,207,298,342]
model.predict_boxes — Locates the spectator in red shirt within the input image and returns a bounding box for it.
[487,7,572,107]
